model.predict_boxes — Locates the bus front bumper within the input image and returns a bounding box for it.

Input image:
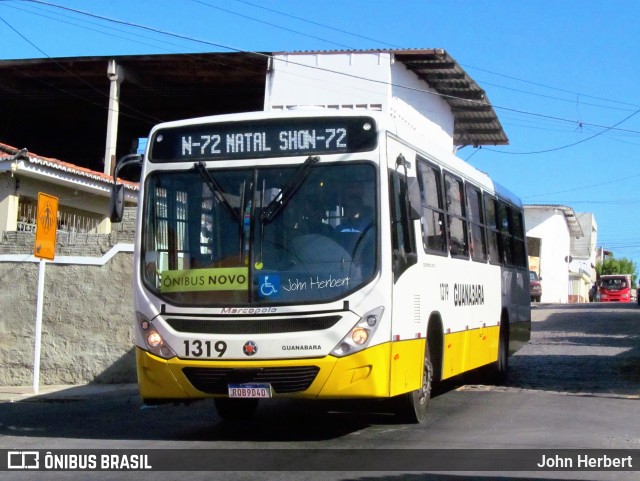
[136,339,425,403]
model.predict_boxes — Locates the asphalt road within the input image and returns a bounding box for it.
[0,303,638,481]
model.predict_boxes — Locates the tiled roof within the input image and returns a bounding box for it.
[0,142,138,190]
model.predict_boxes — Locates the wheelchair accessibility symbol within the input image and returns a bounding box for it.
[258,274,280,298]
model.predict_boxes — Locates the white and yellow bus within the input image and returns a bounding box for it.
[111,109,530,423]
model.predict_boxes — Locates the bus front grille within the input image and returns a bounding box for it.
[182,366,321,394]
[167,316,341,334]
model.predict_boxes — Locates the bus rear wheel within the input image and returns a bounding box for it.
[484,321,509,385]
[214,397,259,421]
[393,346,433,423]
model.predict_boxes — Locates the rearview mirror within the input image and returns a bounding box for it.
[110,183,125,223]
[109,153,143,224]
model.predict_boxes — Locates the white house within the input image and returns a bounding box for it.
[524,204,584,303]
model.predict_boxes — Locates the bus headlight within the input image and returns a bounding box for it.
[352,327,369,345]
[146,331,163,348]
[331,306,384,357]
[136,313,177,359]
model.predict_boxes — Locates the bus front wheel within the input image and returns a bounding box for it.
[393,346,433,423]
[214,397,259,421]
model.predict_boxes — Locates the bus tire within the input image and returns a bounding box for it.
[214,397,259,421]
[487,319,509,385]
[393,345,433,423]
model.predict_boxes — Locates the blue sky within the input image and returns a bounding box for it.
[1,0,639,271]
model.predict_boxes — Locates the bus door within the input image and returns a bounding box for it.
[388,156,423,396]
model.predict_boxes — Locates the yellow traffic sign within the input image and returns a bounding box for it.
[34,192,58,260]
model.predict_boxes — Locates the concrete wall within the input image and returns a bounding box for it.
[0,208,137,386]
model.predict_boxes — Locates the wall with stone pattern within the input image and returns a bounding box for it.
[0,208,137,386]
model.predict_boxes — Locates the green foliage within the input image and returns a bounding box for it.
[595,256,637,286]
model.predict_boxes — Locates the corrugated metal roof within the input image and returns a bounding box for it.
[393,49,508,147]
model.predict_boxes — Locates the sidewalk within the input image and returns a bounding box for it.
[0,384,138,403]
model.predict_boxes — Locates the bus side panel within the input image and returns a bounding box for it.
[502,266,532,355]
[441,330,463,378]
[389,338,426,397]
[466,325,500,372]
[440,326,499,380]
[509,319,531,355]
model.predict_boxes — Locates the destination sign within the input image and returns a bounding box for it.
[149,116,377,162]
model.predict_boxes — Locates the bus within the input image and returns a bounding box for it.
[598,274,632,302]
[111,109,531,423]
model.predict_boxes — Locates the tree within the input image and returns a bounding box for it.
[595,256,637,287]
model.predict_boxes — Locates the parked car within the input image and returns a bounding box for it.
[529,270,542,302]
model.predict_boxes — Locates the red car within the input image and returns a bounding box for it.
[530,270,542,302]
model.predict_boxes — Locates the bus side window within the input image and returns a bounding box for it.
[444,173,468,258]
[466,184,487,262]
[416,158,447,254]
[498,201,514,266]
[484,194,501,265]
[390,170,417,281]
[510,208,526,267]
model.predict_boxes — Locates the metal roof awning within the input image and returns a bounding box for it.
[394,49,509,148]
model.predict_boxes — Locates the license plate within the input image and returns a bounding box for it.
[228,383,272,398]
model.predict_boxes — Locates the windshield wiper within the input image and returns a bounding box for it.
[260,155,320,224]
[194,161,241,221]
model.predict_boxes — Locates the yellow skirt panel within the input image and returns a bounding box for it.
[441,325,500,379]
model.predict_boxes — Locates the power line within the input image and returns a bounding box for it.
[464,63,640,110]
[22,0,250,53]
[483,106,640,155]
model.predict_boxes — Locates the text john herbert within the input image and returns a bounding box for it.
[537,453,633,469]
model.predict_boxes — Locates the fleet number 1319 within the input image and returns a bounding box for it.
[184,339,227,358]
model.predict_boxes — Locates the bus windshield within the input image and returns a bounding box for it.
[141,162,377,306]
